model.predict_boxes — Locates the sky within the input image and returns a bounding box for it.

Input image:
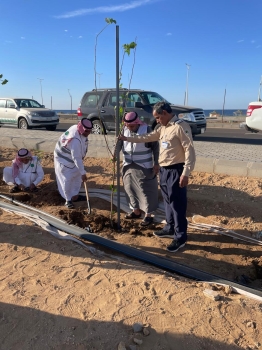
[1,0,262,111]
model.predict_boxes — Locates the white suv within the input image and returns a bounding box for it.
[0,98,59,130]
[240,101,262,133]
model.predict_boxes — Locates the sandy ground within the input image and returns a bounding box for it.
[0,147,262,350]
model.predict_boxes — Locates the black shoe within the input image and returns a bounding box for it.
[166,239,186,252]
[125,211,141,219]
[153,228,174,238]
[10,185,19,193]
[65,200,74,209]
[140,216,154,226]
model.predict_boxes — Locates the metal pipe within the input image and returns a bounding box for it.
[1,197,262,301]
[115,25,121,230]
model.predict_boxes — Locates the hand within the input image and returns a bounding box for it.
[153,164,160,175]
[118,135,127,141]
[30,183,36,191]
[179,175,188,188]
[81,173,88,182]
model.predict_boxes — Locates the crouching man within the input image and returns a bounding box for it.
[3,148,44,193]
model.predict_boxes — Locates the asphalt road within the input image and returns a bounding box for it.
[56,122,262,145]
[195,127,262,145]
[1,121,262,145]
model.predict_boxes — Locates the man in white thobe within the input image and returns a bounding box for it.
[3,148,44,193]
[54,118,92,209]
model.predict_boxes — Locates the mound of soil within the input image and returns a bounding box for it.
[0,147,261,290]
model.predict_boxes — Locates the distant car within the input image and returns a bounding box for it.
[77,88,206,136]
[240,101,262,133]
[0,98,59,130]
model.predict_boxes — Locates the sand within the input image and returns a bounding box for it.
[0,147,261,350]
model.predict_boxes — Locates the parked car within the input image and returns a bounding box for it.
[240,101,262,133]
[77,88,206,136]
[0,98,59,130]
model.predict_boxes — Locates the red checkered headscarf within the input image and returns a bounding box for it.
[123,112,145,126]
[77,118,93,134]
[12,148,32,179]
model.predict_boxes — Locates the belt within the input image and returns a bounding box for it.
[161,163,184,169]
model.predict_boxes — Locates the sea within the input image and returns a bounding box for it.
[55,109,246,117]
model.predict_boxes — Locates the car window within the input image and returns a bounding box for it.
[6,99,15,108]
[126,92,142,107]
[82,93,101,108]
[0,99,6,108]
[20,100,29,108]
[140,92,168,105]
[106,92,124,107]
[29,100,42,108]
[15,99,42,108]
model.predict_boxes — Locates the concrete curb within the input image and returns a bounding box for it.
[0,128,262,178]
[193,157,262,178]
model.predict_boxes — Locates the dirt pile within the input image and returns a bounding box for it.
[0,147,262,349]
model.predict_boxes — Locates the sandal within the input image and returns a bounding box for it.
[140,216,154,226]
[73,194,86,202]
[10,185,19,193]
[125,211,141,219]
[65,200,74,209]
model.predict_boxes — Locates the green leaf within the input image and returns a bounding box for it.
[123,44,130,55]
[129,41,137,49]
[122,42,137,56]
[1,79,8,85]
[105,18,117,24]
[0,74,3,79]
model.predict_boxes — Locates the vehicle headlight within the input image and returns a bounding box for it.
[27,112,39,117]
[178,112,195,122]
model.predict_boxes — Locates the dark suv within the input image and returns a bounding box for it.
[77,88,206,136]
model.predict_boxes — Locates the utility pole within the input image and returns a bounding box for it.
[185,63,191,105]
[68,89,72,115]
[37,78,44,105]
[221,88,226,123]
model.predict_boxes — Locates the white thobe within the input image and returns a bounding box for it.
[3,156,44,187]
[54,136,88,201]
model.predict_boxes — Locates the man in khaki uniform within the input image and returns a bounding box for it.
[119,101,196,252]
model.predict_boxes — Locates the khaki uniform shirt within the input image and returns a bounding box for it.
[124,116,196,176]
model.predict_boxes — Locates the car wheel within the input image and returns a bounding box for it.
[18,118,29,129]
[46,125,57,131]
[92,120,106,134]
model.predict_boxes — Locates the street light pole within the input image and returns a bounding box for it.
[96,72,103,88]
[258,75,262,101]
[68,89,72,115]
[37,78,44,105]
[185,63,191,105]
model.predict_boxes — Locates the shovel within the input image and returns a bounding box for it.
[84,182,91,214]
